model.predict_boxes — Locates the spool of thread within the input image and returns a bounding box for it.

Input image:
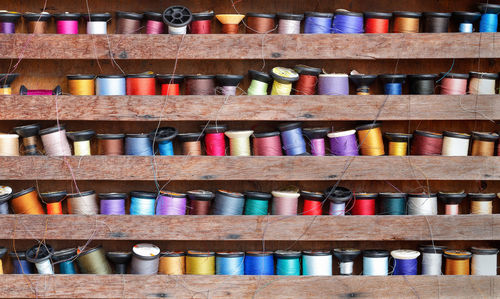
[270,67,299,95]
[318,74,349,95]
[246,13,276,34]
[471,247,498,275]
[277,13,303,34]
[275,250,301,275]
[278,122,307,156]
[156,191,187,215]
[106,252,131,274]
[40,191,67,215]
[67,190,99,215]
[244,191,271,215]
[444,250,472,275]
[67,130,95,156]
[186,251,215,275]
[130,191,157,215]
[131,243,160,274]
[13,124,40,156]
[39,125,72,156]
[0,247,6,274]
[115,11,143,34]
[363,250,389,276]
[149,127,178,156]
[144,12,164,34]
[244,251,274,275]
[187,190,214,215]
[420,245,446,275]
[125,134,153,156]
[328,130,359,156]
[351,193,377,215]
[300,191,324,216]
[294,65,321,95]
[478,3,500,32]
[332,10,364,33]
[216,14,244,34]
[54,12,80,34]
[325,186,352,216]
[385,132,412,156]
[178,133,204,156]
[163,6,192,35]
[216,74,244,96]
[26,244,53,274]
[190,12,214,34]
[10,187,44,214]
[272,190,300,215]
[19,85,62,95]
[96,75,126,95]
[156,74,184,96]
[99,193,126,215]
[67,74,95,95]
[303,128,328,156]
[185,75,216,95]
[407,74,437,95]
[442,131,470,156]
[452,12,481,33]
[423,12,451,32]
[97,134,125,156]
[83,13,111,34]
[440,72,469,95]
[0,186,12,214]
[304,12,333,34]
[216,252,245,275]
[364,12,392,33]
[159,252,185,274]
[393,11,421,33]
[53,248,77,274]
[126,73,156,95]
[9,251,33,274]
[407,193,438,215]
[225,130,254,156]
[391,250,420,275]
[356,123,385,156]
[0,12,21,34]
[0,73,18,95]
[378,193,407,215]
[23,12,52,34]
[77,246,112,274]
[438,192,466,215]
[0,134,19,156]
[469,193,495,215]
[302,250,332,276]
[468,72,498,95]
[411,130,443,155]
[213,190,245,215]
[331,249,361,277]
[379,74,406,95]
[204,125,227,156]
[349,74,377,95]
[247,70,272,95]
[253,132,282,156]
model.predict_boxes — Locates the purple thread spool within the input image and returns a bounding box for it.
[325,186,352,216]
[332,10,364,33]
[98,193,127,215]
[0,12,21,34]
[216,74,244,96]
[156,191,187,215]
[318,74,349,95]
[328,130,359,156]
[278,122,307,156]
[303,128,328,156]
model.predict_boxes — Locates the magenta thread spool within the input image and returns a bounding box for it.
[144,12,165,34]
[156,191,187,215]
[0,11,21,33]
[204,124,227,156]
[327,130,359,156]
[20,85,62,95]
[303,128,328,156]
[325,186,352,216]
[54,12,80,34]
[318,74,349,95]
[99,193,127,215]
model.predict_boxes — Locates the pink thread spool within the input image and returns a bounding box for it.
[303,128,328,156]
[439,73,469,95]
[144,12,164,34]
[39,125,72,156]
[271,191,300,215]
[438,192,466,215]
[20,85,62,95]
[253,132,283,156]
[54,13,80,34]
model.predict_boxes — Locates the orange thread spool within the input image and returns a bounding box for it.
[471,132,498,156]
[157,74,184,96]
[356,123,385,156]
[393,12,421,33]
[444,250,471,275]
[222,24,239,34]
[246,13,276,33]
[159,252,185,274]
[41,191,67,215]
[46,202,62,214]
[11,187,44,214]
[126,74,156,95]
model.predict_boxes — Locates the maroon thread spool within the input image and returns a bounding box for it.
[351,193,377,215]
[411,130,443,156]
[190,12,214,34]
[144,11,165,34]
[185,75,216,95]
[187,190,214,215]
[116,11,143,34]
[246,13,276,33]
[96,134,125,156]
[253,131,283,156]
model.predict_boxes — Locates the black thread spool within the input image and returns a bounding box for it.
[216,74,244,96]
[423,12,452,33]
[379,74,407,95]
[452,12,481,32]
[349,74,378,95]
[19,85,62,95]
[115,11,143,34]
[185,75,216,95]
[0,186,12,214]
[438,192,467,215]
[163,5,193,34]
[106,251,132,274]
[333,248,361,275]
[407,74,437,95]
[13,124,41,155]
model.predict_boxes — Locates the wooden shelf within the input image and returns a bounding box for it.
[1,33,499,60]
[0,275,496,298]
[2,95,499,121]
[0,156,498,181]
[1,215,497,241]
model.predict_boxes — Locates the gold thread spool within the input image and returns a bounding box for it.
[394,15,420,33]
[270,67,299,96]
[225,130,254,156]
[11,187,45,214]
[385,132,412,156]
[470,193,495,214]
[159,252,185,274]
[0,134,19,156]
[444,250,471,275]
[28,21,47,34]
[471,132,498,156]
[68,75,95,95]
[357,124,385,156]
[0,87,11,95]
[186,251,215,275]
[77,246,112,274]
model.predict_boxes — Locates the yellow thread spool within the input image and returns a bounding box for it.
[67,75,96,95]
[471,132,498,156]
[186,251,215,275]
[74,141,91,156]
[385,132,412,156]
[270,67,299,95]
[0,134,19,156]
[224,130,254,156]
[0,87,11,95]
[159,252,185,275]
[356,123,385,156]
[469,193,495,215]
[67,130,95,156]
[444,250,471,275]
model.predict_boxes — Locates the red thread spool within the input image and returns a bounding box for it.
[253,132,283,156]
[204,125,227,156]
[294,65,321,95]
[411,130,443,156]
[157,74,184,96]
[190,12,214,34]
[40,191,67,215]
[300,191,324,215]
[126,74,156,95]
[351,193,377,215]
[364,12,392,33]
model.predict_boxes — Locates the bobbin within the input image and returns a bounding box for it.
[106,251,131,274]
[349,74,378,95]
[163,5,192,34]
[324,186,352,203]
[187,190,215,201]
[20,85,62,95]
[67,74,96,94]
[246,12,276,33]
[204,124,227,134]
[156,74,184,85]
[216,75,244,87]
[423,12,452,32]
[13,123,41,156]
[216,14,245,33]
[82,12,111,22]
[40,191,67,204]
[352,192,377,214]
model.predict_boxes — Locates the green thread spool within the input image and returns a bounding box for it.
[244,191,271,215]
[275,250,301,275]
[378,193,407,215]
[77,246,112,274]
[247,70,272,95]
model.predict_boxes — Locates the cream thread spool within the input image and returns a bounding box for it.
[39,125,71,156]
[468,72,498,95]
[469,193,495,214]
[67,130,95,156]
[441,131,470,156]
[67,190,99,215]
[0,134,19,156]
[224,130,254,156]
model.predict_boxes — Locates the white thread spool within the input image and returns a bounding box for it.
[131,243,160,274]
[471,247,498,275]
[302,251,332,276]
[442,131,471,156]
[87,21,108,34]
[224,130,254,156]
[26,245,54,274]
[363,250,389,276]
[333,248,360,275]
[407,193,437,215]
[0,134,19,156]
[277,13,303,34]
[420,245,445,275]
[468,72,498,95]
[96,75,126,96]
[39,125,72,156]
[168,25,187,34]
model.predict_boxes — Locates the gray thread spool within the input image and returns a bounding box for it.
[131,243,160,274]
[213,190,245,215]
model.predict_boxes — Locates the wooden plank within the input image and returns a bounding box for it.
[0,156,498,181]
[0,215,497,241]
[2,33,500,60]
[0,275,496,298]
[1,95,498,121]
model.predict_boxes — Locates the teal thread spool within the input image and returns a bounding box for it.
[275,250,301,275]
[244,191,271,215]
[53,248,77,274]
[378,193,407,215]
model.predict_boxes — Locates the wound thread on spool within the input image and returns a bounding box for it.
[471,132,499,156]
[407,193,438,215]
[380,74,406,95]
[411,130,443,155]
[349,73,377,95]
[364,12,392,33]
[131,243,160,274]
[23,12,51,34]
[190,12,214,34]
[468,72,498,95]
[351,193,377,215]
[328,130,359,156]
[77,246,112,274]
[272,190,300,215]
[270,67,299,95]
[277,13,303,34]
[67,129,95,156]
[302,250,332,276]
[96,75,126,95]
[40,191,67,215]
[144,12,164,34]
[0,73,19,95]
[378,193,407,215]
[385,132,412,156]
[225,130,253,156]
[0,11,21,33]
[294,65,321,95]
[26,244,53,274]
[318,73,349,95]
[14,124,40,156]
[10,187,44,214]
[216,74,244,96]
[83,13,111,34]
[129,191,156,215]
[325,186,352,216]
[216,252,245,275]
[186,251,215,275]
[216,14,244,34]
[253,132,282,156]
[356,123,385,156]
[440,72,469,95]
[9,251,33,274]
[106,252,131,274]
[204,125,227,156]
[391,250,420,275]
[300,191,324,215]
[303,128,328,156]
[126,73,156,95]
[159,252,185,274]
[275,251,301,276]
[178,133,204,156]
[185,75,216,95]
[67,74,95,95]
[279,122,307,156]
[444,250,472,275]
[244,251,274,275]
[333,248,361,275]
[0,134,19,156]
[187,190,214,215]
[438,192,466,215]
[247,70,272,95]
[332,10,364,33]
[149,127,178,156]
[40,125,72,156]
[53,248,77,274]
[420,245,446,275]
[125,134,153,156]
[156,74,184,95]
[452,11,481,33]
[393,11,421,33]
[67,190,99,215]
[20,85,62,95]
[97,134,125,156]
[163,6,192,35]
[304,12,333,34]
[478,3,500,32]
[213,190,245,215]
[116,11,143,34]
[246,13,276,34]
[363,250,389,276]
[408,74,437,95]
[471,247,498,275]
[244,191,271,215]
[156,191,187,215]
[423,12,451,32]
[54,12,80,34]
[442,131,470,156]
[469,193,495,215]
[0,186,12,214]
[99,193,127,215]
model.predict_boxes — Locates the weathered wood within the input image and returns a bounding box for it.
[0,275,497,298]
[0,215,497,241]
[1,33,500,60]
[1,95,499,121]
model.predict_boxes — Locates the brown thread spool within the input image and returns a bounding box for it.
[411,130,443,155]
[97,134,125,155]
[216,14,244,34]
[185,75,216,95]
[178,133,204,156]
[116,11,143,34]
[159,252,185,274]
[23,13,51,34]
[246,13,276,33]
[294,65,321,95]
[423,12,451,33]
[10,187,45,214]
[13,124,40,156]
[393,11,422,33]
[471,132,499,156]
[187,190,214,215]
[67,190,99,215]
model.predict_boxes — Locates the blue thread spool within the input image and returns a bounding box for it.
[325,186,352,216]
[332,10,364,33]
[130,191,157,215]
[96,75,126,95]
[380,74,407,95]
[278,122,307,156]
[53,248,77,274]
[9,251,33,274]
[244,251,274,275]
[378,193,407,215]
[478,3,500,32]
[302,250,332,275]
[216,252,244,275]
[149,127,178,156]
[363,250,389,276]
[304,12,333,33]
[391,250,420,275]
[125,134,153,156]
[452,12,481,33]
[213,190,245,215]
[275,250,301,275]
[244,191,271,215]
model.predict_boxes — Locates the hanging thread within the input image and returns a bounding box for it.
[272,190,300,215]
[363,250,389,276]
[185,75,216,95]
[126,74,156,95]
[469,193,495,215]
[391,250,420,275]
[328,130,359,156]
[411,130,443,155]
[440,73,469,95]
[304,12,333,34]
[67,190,99,215]
[83,13,111,34]
[270,67,299,95]
[216,252,245,275]
[351,193,377,215]
[97,134,125,156]
[125,134,153,156]
[244,191,271,215]
[333,248,361,275]
[144,12,164,34]
[11,187,44,214]
[187,190,214,215]
[279,122,307,156]
[300,191,324,215]
[408,74,436,95]
[213,190,245,215]
[423,12,451,32]
[471,247,498,275]
[325,186,352,216]
[407,193,438,215]
[244,252,274,275]
[116,11,143,34]
[444,250,472,275]
[318,74,349,95]
[247,70,271,95]
[23,12,51,34]
[356,123,385,156]
[253,132,283,156]
[205,125,226,156]
[96,75,126,95]
[130,191,157,215]
[332,10,364,33]
[468,72,498,95]
[40,125,72,156]
[106,252,131,274]
[54,13,80,34]
[99,193,127,215]
[364,12,392,33]
[77,246,112,274]
[186,251,215,275]
[378,193,407,215]
[0,134,19,156]
[246,13,276,34]
[156,191,187,215]
[438,192,466,215]
[420,245,446,275]
[393,11,421,33]
[131,243,160,274]
[190,12,213,34]
[302,251,332,276]
[159,252,185,275]
[277,13,303,34]
[442,131,470,156]
[275,251,301,275]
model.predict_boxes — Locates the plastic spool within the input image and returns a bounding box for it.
[439,72,469,95]
[20,85,62,95]
[106,252,132,274]
[26,244,54,274]
[96,75,126,95]
[469,193,495,215]
[468,72,498,95]
[438,192,466,215]
[53,12,80,34]
[131,243,160,274]
[225,130,254,156]
[149,127,178,156]
[67,129,95,156]
[303,127,328,156]
[378,192,407,215]
[216,14,245,34]
[246,12,276,34]
[478,3,500,32]
[442,131,470,156]
[215,252,245,275]
[53,248,77,274]
[10,187,44,214]
[0,73,19,94]
[163,6,192,35]
[40,191,67,215]
[99,192,127,215]
[39,125,72,156]
[247,70,272,95]
[302,250,332,276]
[391,249,420,275]
[156,74,184,95]
[277,13,304,34]
[324,186,352,216]
[159,252,185,275]
[349,74,377,95]
[363,250,389,276]
[278,122,307,156]
[9,250,33,274]
[364,12,392,33]
[0,134,19,156]
[452,11,481,33]
[385,132,412,156]
[411,130,443,156]
[304,12,334,34]
[213,190,245,215]
[420,245,446,275]
[393,11,422,33]
[379,74,406,95]
[274,250,301,276]
[351,193,377,215]
[356,123,385,156]
[156,191,187,215]
[471,132,499,156]
[407,193,437,215]
[187,190,214,215]
[67,190,99,215]
[300,191,324,215]
[144,12,165,34]
[96,133,125,156]
[471,247,499,275]
[77,246,112,274]
[126,73,156,95]
[190,12,214,34]
[444,250,472,275]
[318,73,349,95]
[244,191,271,215]
[270,67,299,95]
[328,130,359,156]
[272,190,300,215]
[13,124,40,156]
[129,191,156,215]
[23,12,52,34]
[186,251,215,275]
[67,74,95,95]
[423,12,451,33]
[407,74,437,95]
[333,248,361,275]
[83,13,111,34]
[216,74,244,96]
